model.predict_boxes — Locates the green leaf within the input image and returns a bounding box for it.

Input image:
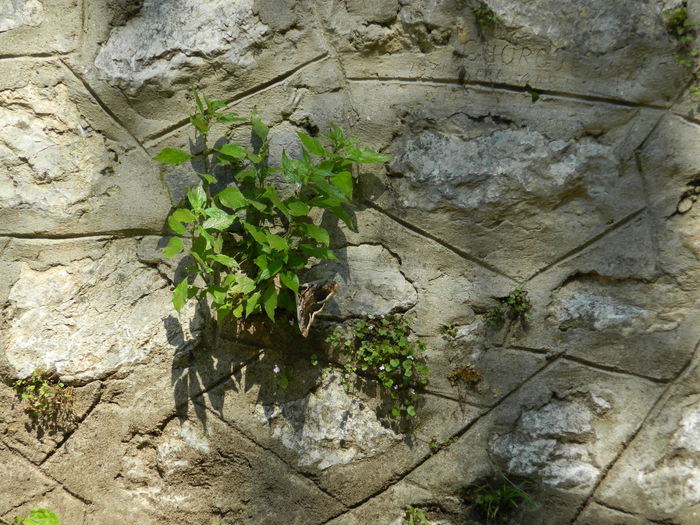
[343,146,389,164]
[286,199,310,216]
[216,113,246,123]
[245,291,261,317]
[259,257,283,281]
[235,166,257,183]
[187,184,207,211]
[202,208,235,230]
[280,271,300,294]
[154,148,192,165]
[172,279,189,311]
[297,223,330,246]
[168,215,187,235]
[262,284,278,321]
[172,208,196,223]
[406,405,416,417]
[311,172,350,204]
[209,254,238,268]
[216,144,247,159]
[244,222,270,246]
[262,186,290,218]
[254,254,268,271]
[299,244,337,260]
[230,275,256,295]
[331,170,353,199]
[266,232,289,252]
[217,186,246,210]
[163,236,185,257]
[190,115,208,133]
[24,508,60,525]
[391,405,401,417]
[251,110,269,140]
[297,132,329,156]
[198,172,217,184]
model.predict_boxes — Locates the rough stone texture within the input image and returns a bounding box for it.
[2,0,700,523]
[0,0,78,55]
[0,0,43,33]
[0,237,202,384]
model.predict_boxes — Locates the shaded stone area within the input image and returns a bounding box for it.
[1,0,700,524]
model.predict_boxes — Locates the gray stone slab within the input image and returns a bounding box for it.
[594,356,700,524]
[0,0,80,55]
[319,0,685,105]
[510,213,700,380]
[69,0,327,141]
[347,82,655,280]
[0,237,202,384]
[0,59,171,236]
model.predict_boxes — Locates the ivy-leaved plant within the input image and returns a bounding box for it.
[156,92,387,323]
[327,314,429,417]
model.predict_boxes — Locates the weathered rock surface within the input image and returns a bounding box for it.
[256,370,400,470]
[0,0,43,33]
[94,1,268,94]
[2,1,700,523]
[0,237,201,384]
[594,359,700,524]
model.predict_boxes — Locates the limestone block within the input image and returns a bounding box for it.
[510,214,699,380]
[194,347,484,505]
[640,116,700,217]
[0,237,202,384]
[0,59,171,235]
[306,244,417,316]
[574,502,649,525]
[0,442,55,515]
[321,0,684,104]
[72,0,327,141]
[349,82,652,280]
[0,380,100,464]
[8,488,87,525]
[594,359,700,524]
[256,369,401,470]
[0,0,79,55]
[404,360,664,524]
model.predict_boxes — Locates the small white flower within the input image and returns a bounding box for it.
[400,404,406,410]
[368,325,374,330]
[379,365,385,371]
[407,355,414,360]
[273,364,280,375]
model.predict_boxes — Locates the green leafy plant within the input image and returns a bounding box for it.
[447,365,482,387]
[473,5,497,28]
[428,436,457,453]
[467,474,533,523]
[1,508,60,525]
[484,286,532,327]
[156,91,387,323]
[404,505,431,525]
[326,314,429,418]
[11,371,73,422]
[663,6,698,68]
[440,323,458,340]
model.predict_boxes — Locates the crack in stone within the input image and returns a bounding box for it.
[346,76,672,112]
[319,355,560,524]
[568,336,700,524]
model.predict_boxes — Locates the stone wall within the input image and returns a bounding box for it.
[1,0,700,523]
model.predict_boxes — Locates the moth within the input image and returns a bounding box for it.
[295,280,339,337]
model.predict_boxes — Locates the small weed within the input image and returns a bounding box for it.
[11,371,73,422]
[0,508,60,525]
[428,436,457,453]
[473,6,497,28]
[404,505,431,525]
[663,6,698,68]
[484,287,532,327]
[440,323,459,340]
[327,314,429,418]
[529,90,540,103]
[466,474,533,523]
[447,365,482,387]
